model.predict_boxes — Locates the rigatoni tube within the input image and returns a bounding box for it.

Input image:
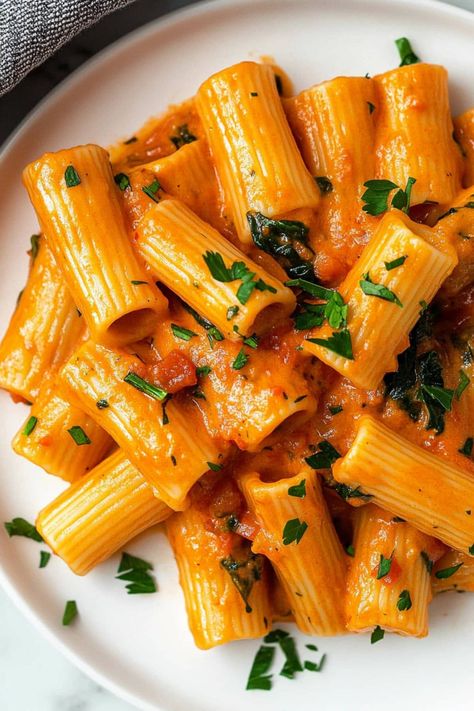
[135,198,296,341]
[239,469,347,635]
[12,380,112,483]
[302,211,457,389]
[22,144,167,345]
[374,64,462,205]
[166,503,271,649]
[333,416,474,554]
[0,237,83,402]
[285,76,378,264]
[37,449,171,575]
[196,61,319,243]
[59,340,225,510]
[346,505,437,637]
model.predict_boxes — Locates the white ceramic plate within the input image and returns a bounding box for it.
[1,1,474,709]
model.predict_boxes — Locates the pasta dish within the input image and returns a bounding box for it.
[1,36,474,686]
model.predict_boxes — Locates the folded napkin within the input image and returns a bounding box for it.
[0,0,135,96]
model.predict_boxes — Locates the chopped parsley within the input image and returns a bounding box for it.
[116,552,157,594]
[247,212,315,281]
[279,634,304,679]
[114,172,130,191]
[4,517,42,542]
[376,553,393,580]
[282,518,308,545]
[207,461,222,472]
[170,124,197,150]
[181,301,224,347]
[142,178,161,202]
[123,372,168,401]
[333,484,372,501]
[294,302,325,331]
[39,550,51,568]
[131,280,148,285]
[64,165,81,188]
[67,426,91,446]
[346,544,355,557]
[395,37,420,66]
[360,272,402,307]
[314,176,333,194]
[287,479,306,498]
[469,544,474,555]
[220,552,263,613]
[171,323,197,341]
[384,255,407,271]
[22,415,38,436]
[203,250,276,305]
[367,101,376,114]
[307,328,354,360]
[397,590,412,612]
[96,399,109,409]
[232,348,249,370]
[371,625,385,644]
[305,440,341,469]
[196,365,212,377]
[435,563,464,580]
[362,177,416,216]
[246,645,275,690]
[62,600,78,626]
[434,562,464,579]
[329,405,343,415]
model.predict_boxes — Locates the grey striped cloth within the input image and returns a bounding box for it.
[0,0,135,95]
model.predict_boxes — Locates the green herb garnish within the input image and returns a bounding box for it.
[64,165,81,187]
[287,479,306,498]
[435,562,464,579]
[459,437,473,457]
[360,272,403,307]
[305,440,341,469]
[4,518,42,542]
[62,600,78,626]
[376,553,393,580]
[142,178,161,202]
[362,177,416,216]
[307,328,354,360]
[371,625,385,644]
[246,645,275,690]
[116,552,156,594]
[96,399,109,409]
[282,518,308,545]
[203,250,276,305]
[39,550,51,568]
[67,426,91,446]
[221,552,263,613]
[384,255,407,271]
[247,212,314,281]
[124,372,168,401]
[314,177,333,194]
[232,348,249,370]
[22,415,38,436]
[395,37,420,66]
[171,323,197,341]
[114,172,130,191]
[421,551,434,574]
[170,124,197,150]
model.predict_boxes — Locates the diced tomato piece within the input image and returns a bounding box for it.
[148,350,197,393]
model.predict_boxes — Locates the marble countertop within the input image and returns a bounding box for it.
[0,0,472,709]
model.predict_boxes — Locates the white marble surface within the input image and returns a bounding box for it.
[1,0,473,710]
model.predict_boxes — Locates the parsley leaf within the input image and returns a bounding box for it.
[307,328,354,360]
[232,348,249,370]
[294,302,325,331]
[22,415,38,436]
[377,553,393,580]
[371,625,385,644]
[246,645,275,690]
[124,372,168,401]
[39,550,51,568]
[4,517,42,542]
[279,634,303,679]
[171,323,197,341]
[247,212,315,281]
[96,399,109,409]
[287,479,306,498]
[196,365,211,377]
[282,518,308,545]
[435,563,464,579]
[362,177,416,216]
[455,369,470,399]
[305,440,341,469]
[116,551,156,594]
[203,251,276,305]
[62,600,78,626]
[64,165,81,187]
[385,255,407,271]
[67,426,91,446]
[395,37,420,66]
[142,178,161,202]
[30,234,40,261]
[360,272,402,307]
[333,484,372,501]
[207,461,222,472]
[114,172,130,191]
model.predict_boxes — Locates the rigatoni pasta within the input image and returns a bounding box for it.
[23,144,168,345]
[2,41,474,655]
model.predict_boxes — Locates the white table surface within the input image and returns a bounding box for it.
[1,0,473,709]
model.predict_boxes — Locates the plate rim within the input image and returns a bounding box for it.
[1,1,474,710]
